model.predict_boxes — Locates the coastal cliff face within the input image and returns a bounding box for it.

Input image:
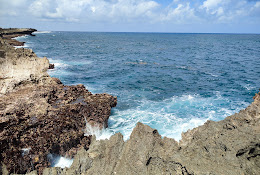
[0,29,117,174]
[40,91,260,175]
[0,39,50,94]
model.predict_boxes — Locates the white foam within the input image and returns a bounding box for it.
[47,58,69,68]
[14,44,29,48]
[243,84,255,91]
[54,62,68,68]
[106,93,246,141]
[33,31,51,34]
[84,121,113,140]
[53,156,73,168]
[109,109,210,141]
[13,35,28,40]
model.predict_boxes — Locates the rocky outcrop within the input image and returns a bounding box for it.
[0,28,117,174]
[41,91,260,175]
[0,28,36,46]
[0,39,51,94]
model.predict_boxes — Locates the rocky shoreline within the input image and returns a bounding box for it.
[0,28,117,174]
[1,28,259,175]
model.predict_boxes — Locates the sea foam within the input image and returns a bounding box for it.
[84,122,113,140]
[107,93,247,141]
[33,31,52,34]
[14,44,29,48]
[48,154,73,168]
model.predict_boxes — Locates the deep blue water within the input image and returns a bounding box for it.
[17,32,260,140]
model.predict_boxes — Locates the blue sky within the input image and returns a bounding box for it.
[0,0,260,33]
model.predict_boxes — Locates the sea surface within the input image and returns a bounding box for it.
[16,32,260,142]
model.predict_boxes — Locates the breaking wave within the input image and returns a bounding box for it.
[33,31,52,34]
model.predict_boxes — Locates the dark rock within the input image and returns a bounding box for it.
[0,50,5,58]
[0,84,117,174]
[48,64,54,69]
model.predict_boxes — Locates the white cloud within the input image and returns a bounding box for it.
[200,0,227,17]
[28,0,159,22]
[201,0,223,11]
[159,3,199,23]
[256,2,260,8]
[29,0,51,17]
[0,0,29,16]
[216,7,224,16]
[1,0,260,31]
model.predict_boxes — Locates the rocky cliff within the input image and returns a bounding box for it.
[0,28,117,174]
[0,40,50,94]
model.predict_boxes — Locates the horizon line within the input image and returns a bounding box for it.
[37,30,260,35]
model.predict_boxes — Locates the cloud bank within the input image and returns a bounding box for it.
[0,0,260,32]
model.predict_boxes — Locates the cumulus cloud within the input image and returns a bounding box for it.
[0,0,29,16]
[28,0,159,22]
[200,0,227,17]
[1,0,260,31]
[197,0,260,23]
[201,0,222,10]
[26,0,260,24]
[158,3,199,23]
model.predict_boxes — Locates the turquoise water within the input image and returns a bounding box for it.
[17,32,260,140]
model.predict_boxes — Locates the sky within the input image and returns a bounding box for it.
[0,0,260,33]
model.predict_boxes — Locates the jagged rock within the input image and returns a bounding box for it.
[40,91,260,175]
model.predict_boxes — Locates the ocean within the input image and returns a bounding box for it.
[16,32,260,142]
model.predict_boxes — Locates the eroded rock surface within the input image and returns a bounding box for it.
[0,28,117,174]
[0,37,51,94]
[41,91,260,175]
